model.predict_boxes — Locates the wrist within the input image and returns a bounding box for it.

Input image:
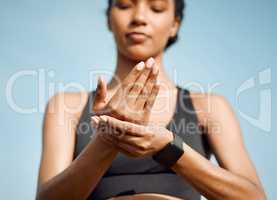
[161,130,174,150]
[93,133,119,153]
[167,131,174,143]
[152,133,184,168]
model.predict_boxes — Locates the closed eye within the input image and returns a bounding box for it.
[114,0,133,10]
[151,7,165,13]
[150,0,167,13]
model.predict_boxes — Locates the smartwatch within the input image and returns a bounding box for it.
[152,133,184,168]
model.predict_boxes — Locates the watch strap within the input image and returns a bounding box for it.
[152,133,184,168]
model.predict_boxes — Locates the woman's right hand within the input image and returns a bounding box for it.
[92,57,160,125]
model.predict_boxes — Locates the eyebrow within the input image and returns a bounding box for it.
[149,0,169,2]
[113,0,169,5]
[133,0,169,3]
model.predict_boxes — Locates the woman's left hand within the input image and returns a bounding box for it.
[91,115,174,158]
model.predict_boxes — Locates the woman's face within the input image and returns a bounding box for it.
[109,0,180,61]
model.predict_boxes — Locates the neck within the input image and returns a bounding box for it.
[108,51,176,92]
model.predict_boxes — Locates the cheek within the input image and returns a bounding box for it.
[152,18,173,46]
[110,12,129,44]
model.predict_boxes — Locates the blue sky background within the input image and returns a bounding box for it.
[0,0,276,199]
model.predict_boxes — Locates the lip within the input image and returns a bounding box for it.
[126,32,150,43]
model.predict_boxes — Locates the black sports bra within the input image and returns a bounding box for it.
[73,86,212,200]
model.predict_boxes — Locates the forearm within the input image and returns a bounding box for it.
[171,143,266,200]
[37,136,118,200]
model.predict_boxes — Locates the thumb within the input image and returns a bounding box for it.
[93,76,107,112]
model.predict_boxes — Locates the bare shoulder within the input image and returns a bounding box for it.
[42,90,90,153]
[188,90,230,113]
[46,91,89,119]
[188,91,235,132]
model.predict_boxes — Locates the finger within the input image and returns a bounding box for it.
[122,61,145,88]
[96,76,107,101]
[99,115,145,137]
[114,133,143,148]
[129,58,155,100]
[100,131,138,157]
[100,131,119,147]
[99,124,141,149]
[135,64,159,109]
[90,116,100,128]
[109,62,145,109]
[93,76,107,112]
[98,116,125,138]
[100,124,145,150]
[117,142,142,156]
[144,83,160,112]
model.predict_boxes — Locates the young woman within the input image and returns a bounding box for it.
[36,0,266,199]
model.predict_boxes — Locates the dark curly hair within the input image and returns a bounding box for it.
[106,0,186,50]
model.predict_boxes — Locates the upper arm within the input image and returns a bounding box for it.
[37,92,88,188]
[194,93,263,188]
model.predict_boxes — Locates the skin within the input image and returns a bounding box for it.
[93,58,161,125]
[36,0,267,199]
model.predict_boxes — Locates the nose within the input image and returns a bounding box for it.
[130,4,147,26]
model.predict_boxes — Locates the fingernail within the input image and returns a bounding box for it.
[91,117,98,128]
[94,116,100,122]
[136,61,145,71]
[99,115,108,122]
[97,76,102,86]
[146,57,155,69]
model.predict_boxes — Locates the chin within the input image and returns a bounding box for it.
[121,45,159,61]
